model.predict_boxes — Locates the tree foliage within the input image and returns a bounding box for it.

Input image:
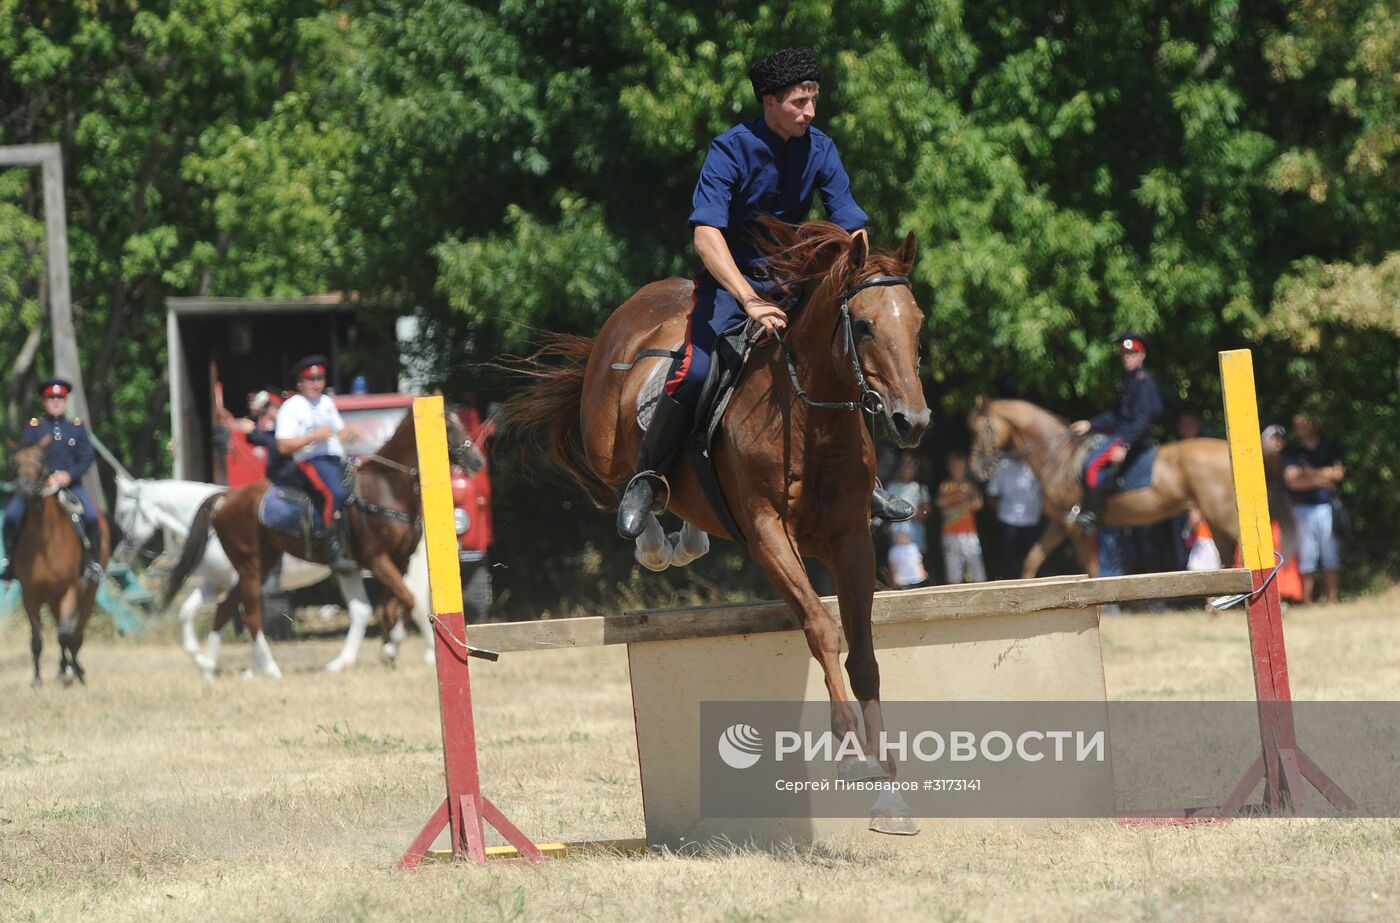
[3,1,1398,598]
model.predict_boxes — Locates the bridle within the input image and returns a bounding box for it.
[776,273,910,416]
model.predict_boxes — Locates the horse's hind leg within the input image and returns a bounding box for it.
[65,584,96,686]
[196,584,241,678]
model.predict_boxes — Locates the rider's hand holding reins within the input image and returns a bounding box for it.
[47,470,72,490]
[1069,420,1092,436]
[742,294,787,339]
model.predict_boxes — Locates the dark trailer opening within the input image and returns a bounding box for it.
[166,294,404,482]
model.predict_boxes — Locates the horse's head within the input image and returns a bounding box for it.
[836,231,929,448]
[445,411,486,477]
[12,437,51,497]
[968,397,1010,481]
[111,478,155,565]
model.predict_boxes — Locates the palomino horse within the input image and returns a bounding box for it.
[113,475,436,676]
[160,409,482,674]
[968,398,1238,577]
[9,438,109,686]
[509,221,928,832]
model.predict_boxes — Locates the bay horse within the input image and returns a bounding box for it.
[160,408,482,674]
[9,438,109,686]
[509,220,929,833]
[113,475,437,674]
[968,398,1238,577]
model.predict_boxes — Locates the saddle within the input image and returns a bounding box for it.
[630,319,757,546]
[258,484,327,559]
[1076,434,1158,493]
[258,462,420,559]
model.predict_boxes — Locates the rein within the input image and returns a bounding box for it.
[776,273,909,416]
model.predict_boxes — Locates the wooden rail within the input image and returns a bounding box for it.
[469,568,1251,653]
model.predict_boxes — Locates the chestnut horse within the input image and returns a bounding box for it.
[161,408,482,674]
[968,398,1238,577]
[509,221,929,833]
[9,438,109,686]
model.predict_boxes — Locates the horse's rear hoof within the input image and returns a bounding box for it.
[869,791,920,836]
[61,672,74,688]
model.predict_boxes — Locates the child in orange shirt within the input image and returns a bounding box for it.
[937,454,986,583]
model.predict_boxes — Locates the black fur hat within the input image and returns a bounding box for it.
[749,47,821,102]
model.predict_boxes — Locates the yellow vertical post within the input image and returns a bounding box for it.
[413,395,463,611]
[1218,350,1275,571]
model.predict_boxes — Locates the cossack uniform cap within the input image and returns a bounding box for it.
[39,378,73,398]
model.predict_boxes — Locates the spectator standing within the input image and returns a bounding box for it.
[887,527,928,589]
[986,456,1042,579]
[885,453,932,553]
[1283,415,1344,604]
[937,454,986,584]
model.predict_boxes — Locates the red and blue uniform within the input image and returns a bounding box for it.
[670,117,868,405]
[1085,369,1164,486]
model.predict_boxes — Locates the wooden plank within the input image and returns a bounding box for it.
[470,568,1252,652]
[0,142,60,165]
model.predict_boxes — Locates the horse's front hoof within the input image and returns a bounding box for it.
[325,657,351,673]
[61,672,74,688]
[379,644,399,668]
[869,791,920,836]
[837,757,888,784]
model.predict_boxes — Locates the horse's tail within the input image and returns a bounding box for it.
[502,333,616,509]
[161,491,225,610]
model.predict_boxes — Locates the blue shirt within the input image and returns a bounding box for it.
[1091,369,1164,453]
[20,413,95,479]
[689,117,868,268]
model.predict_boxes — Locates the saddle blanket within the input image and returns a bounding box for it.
[258,485,323,538]
[1080,438,1157,492]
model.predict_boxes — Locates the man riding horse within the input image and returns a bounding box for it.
[615,46,914,539]
[2,378,104,585]
[274,355,355,573]
[1068,332,1165,532]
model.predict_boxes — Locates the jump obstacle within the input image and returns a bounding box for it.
[397,350,1352,864]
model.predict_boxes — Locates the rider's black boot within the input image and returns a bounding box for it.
[81,519,105,586]
[1069,464,1120,533]
[617,392,693,541]
[871,484,915,522]
[324,515,357,574]
[0,517,21,581]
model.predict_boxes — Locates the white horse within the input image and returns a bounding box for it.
[113,475,434,677]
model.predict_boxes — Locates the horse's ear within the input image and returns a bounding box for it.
[849,228,868,270]
[896,231,917,270]
[974,394,988,413]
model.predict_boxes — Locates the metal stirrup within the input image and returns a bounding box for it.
[624,469,671,514]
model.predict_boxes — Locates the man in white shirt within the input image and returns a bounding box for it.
[987,456,1043,579]
[275,354,354,573]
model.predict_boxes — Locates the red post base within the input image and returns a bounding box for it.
[399,610,543,868]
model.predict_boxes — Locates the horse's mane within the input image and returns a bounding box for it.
[753,217,909,292]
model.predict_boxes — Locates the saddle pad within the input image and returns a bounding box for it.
[258,486,322,538]
[636,343,682,430]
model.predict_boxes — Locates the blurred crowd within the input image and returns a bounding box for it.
[876,413,1346,607]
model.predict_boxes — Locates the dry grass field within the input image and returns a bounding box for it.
[2,589,1399,923]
